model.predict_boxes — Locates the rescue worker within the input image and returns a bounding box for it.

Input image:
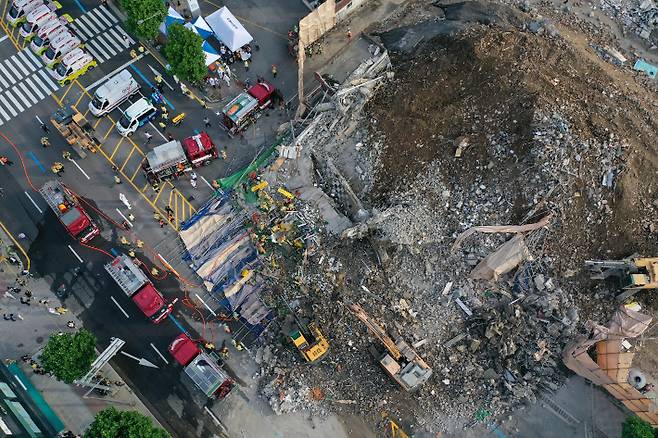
[271,64,277,78]
[0,156,13,166]
[150,267,159,276]
[153,211,161,221]
[129,49,137,58]
[127,213,135,221]
[135,239,144,249]
[40,136,50,147]
[158,121,166,130]
[51,162,64,176]
[119,236,130,246]
[128,249,136,258]
[154,75,163,93]
[221,149,227,160]
[62,150,71,160]
[114,175,121,184]
[160,106,168,120]
[219,340,229,358]
[204,342,215,351]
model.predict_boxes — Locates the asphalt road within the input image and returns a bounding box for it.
[0,0,308,435]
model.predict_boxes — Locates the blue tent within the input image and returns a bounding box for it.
[159,6,184,36]
[202,40,220,66]
[193,16,213,40]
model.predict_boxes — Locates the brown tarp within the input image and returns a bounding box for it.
[469,234,530,281]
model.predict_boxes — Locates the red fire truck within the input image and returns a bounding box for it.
[39,180,100,243]
[221,80,275,135]
[168,334,234,400]
[143,131,218,186]
[104,254,176,324]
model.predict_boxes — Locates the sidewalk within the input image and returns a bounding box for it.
[0,224,161,435]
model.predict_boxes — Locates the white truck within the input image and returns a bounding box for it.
[89,70,140,117]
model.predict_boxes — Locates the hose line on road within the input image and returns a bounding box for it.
[0,131,224,344]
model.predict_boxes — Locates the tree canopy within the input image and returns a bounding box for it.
[163,24,206,84]
[120,0,166,40]
[621,415,656,438]
[84,407,170,438]
[41,329,96,384]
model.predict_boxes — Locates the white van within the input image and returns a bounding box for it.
[89,70,140,117]
[50,48,96,85]
[6,0,44,26]
[117,98,158,137]
[30,18,67,54]
[42,32,80,66]
[20,6,56,38]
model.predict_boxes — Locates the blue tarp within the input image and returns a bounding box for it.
[634,59,658,78]
[159,6,184,36]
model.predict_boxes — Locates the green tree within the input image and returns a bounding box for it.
[622,415,655,438]
[163,24,206,84]
[120,0,166,40]
[84,407,170,438]
[40,329,96,384]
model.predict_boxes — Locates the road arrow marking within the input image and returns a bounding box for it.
[120,351,159,368]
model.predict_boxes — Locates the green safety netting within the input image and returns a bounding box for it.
[215,132,290,190]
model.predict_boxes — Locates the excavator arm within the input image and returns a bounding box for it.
[346,303,401,360]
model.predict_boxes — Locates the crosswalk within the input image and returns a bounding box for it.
[0,5,134,125]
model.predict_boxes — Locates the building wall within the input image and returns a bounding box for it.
[336,0,370,21]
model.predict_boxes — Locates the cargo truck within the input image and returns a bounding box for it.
[168,334,235,400]
[104,255,176,324]
[39,180,99,243]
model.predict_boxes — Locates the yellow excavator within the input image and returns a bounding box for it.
[284,312,329,363]
[585,257,658,301]
[346,302,432,391]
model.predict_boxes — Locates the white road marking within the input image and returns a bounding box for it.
[0,66,10,88]
[11,82,32,108]
[110,296,130,318]
[149,343,169,365]
[84,43,101,62]
[0,35,8,43]
[9,54,29,76]
[150,121,167,141]
[104,29,125,53]
[37,69,58,91]
[93,7,113,28]
[67,244,84,263]
[16,50,36,71]
[71,23,88,41]
[200,175,213,189]
[98,5,118,24]
[3,88,24,112]
[70,159,90,179]
[0,97,10,121]
[157,253,179,276]
[86,54,143,91]
[24,192,42,213]
[115,208,132,228]
[115,26,134,45]
[16,81,38,105]
[87,39,108,62]
[23,75,45,99]
[85,9,106,32]
[147,65,174,91]
[0,91,18,117]
[24,47,41,66]
[77,15,98,37]
[95,34,117,57]
[0,60,17,84]
[195,293,217,316]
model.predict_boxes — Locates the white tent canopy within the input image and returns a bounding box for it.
[205,7,253,52]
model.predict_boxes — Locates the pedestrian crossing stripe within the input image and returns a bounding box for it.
[23,76,44,100]
[10,55,30,76]
[92,6,114,29]
[3,88,24,113]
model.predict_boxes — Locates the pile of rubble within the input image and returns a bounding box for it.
[253,1,658,434]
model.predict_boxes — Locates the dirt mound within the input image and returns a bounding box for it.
[369,24,658,268]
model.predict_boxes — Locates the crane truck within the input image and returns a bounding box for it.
[39,180,99,243]
[104,254,176,324]
[346,303,432,391]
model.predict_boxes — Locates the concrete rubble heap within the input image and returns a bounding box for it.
[251,0,658,434]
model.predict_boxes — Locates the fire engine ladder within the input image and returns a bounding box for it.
[104,255,147,296]
[38,181,70,214]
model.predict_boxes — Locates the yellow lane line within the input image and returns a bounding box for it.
[167,188,173,210]
[102,121,116,140]
[153,183,166,204]
[0,219,30,271]
[142,183,149,192]
[130,161,142,182]
[120,145,135,172]
[94,118,103,129]
[59,81,76,102]
[109,137,124,160]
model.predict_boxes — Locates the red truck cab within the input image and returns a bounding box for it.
[222,80,275,134]
[181,131,218,167]
[40,181,100,243]
[104,255,174,324]
[168,334,235,400]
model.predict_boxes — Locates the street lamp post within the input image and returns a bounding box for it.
[137,12,163,25]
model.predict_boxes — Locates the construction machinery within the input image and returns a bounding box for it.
[346,303,432,391]
[585,257,658,301]
[286,317,330,363]
[51,106,99,155]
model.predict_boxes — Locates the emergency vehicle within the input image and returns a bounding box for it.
[221,80,275,135]
[39,180,99,243]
